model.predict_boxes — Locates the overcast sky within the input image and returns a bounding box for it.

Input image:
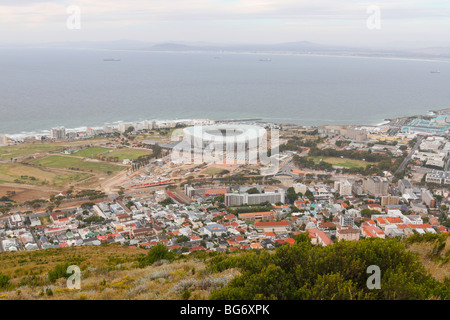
[1,0,449,48]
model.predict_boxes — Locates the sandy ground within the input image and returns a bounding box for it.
[0,183,59,202]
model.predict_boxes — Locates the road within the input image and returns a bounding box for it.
[273,157,299,180]
[396,136,423,173]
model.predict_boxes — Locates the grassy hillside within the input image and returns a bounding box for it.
[0,235,448,300]
[0,244,238,300]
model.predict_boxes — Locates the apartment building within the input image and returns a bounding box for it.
[362,176,389,196]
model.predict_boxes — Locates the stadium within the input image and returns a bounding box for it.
[182,124,267,151]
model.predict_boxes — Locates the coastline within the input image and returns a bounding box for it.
[4,106,450,140]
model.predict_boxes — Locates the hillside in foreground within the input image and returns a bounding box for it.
[0,234,448,300]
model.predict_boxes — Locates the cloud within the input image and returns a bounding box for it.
[0,0,449,44]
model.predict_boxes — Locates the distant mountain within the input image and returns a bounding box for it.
[1,40,450,61]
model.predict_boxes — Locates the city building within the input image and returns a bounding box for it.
[254,220,291,233]
[401,116,450,135]
[421,190,436,208]
[340,128,367,142]
[224,189,285,207]
[203,223,228,237]
[381,195,400,207]
[0,134,7,146]
[339,214,355,228]
[238,211,276,222]
[308,228,333,246]
[398,179,413,194]
[8,214,24,229]
[336,225,360,241]
[293,183,308,195]
[103,123,114,134]
[426,170,450,185]
[50,127,66,140]
[362,176,389,196]
[118,122,133,133]
[334,180,353,196]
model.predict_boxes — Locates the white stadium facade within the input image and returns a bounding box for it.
[170,124,270,165]
[182,124,267,151]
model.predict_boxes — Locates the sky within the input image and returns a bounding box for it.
[1,0,450,48]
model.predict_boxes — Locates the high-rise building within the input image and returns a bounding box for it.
[362,176,389,196]
[421,190,435,208]
[0,135,8,146]
[50,127,66,140]
[340,128,367,142]
[334,180,353,196]
[381,195,400,207]
[86,127,96,137]
[398,179,413,194]
[103,123,113,134]
[118,123,133,133]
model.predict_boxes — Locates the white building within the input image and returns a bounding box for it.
[334,180,353,196]
[118,122,133,133]
[224,189,285,206]
[50,127,66,140]
[0,134,8,146]
[293,183,308,194]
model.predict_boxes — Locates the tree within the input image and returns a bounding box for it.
[247,187,260,194]
[305,190,315,201]
[0,206,11,215]
[286,187,298,204]
[0,273,10,288]
[125,126,135,134]
[209,238,449,300]
[138,243,176,267]
[159,197,175,206]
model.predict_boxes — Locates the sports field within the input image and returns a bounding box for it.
[33,155,125,174]
[0,163,93,187]
[105,148,152,161]
[0,139,109,161]
[309,156,370,168]
[202,167,230,176]
[0,143,65,161]
[73,147,110,158]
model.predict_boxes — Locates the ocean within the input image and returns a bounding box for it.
[0,47,449,137]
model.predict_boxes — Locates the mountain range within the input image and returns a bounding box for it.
[1,40,450,61]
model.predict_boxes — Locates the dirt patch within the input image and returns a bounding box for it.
[0,184,58,202]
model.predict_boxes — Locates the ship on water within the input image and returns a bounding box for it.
[430,70,440,73]
[103,58,121,61]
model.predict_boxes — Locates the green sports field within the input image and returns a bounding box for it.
[73,147,110,158]
[104,148,152,161]
[309,156,371,168]
[33,155,125,174]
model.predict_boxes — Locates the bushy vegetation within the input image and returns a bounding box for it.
[0,273,10,288]
[159,197,175,206]
[208,237,449,300]
[405,233,449,263]
[47,257,86,283]
[138,243,176,267]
